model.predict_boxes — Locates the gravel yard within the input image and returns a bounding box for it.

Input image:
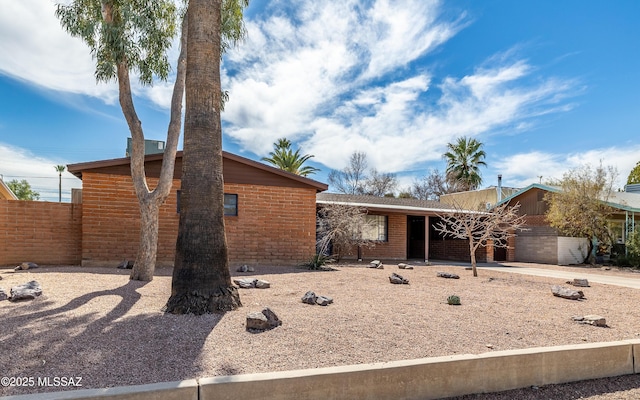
[1,262,640,398]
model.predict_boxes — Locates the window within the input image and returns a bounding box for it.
[224,193,238,216]
[361,215,388,241]
[177,191,238,216]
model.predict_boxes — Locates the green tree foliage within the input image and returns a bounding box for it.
[626,229,640,267]
[7,179,40,201]
[545,164,618,263]
[56,0,248,282]
[443,137,487,191]
[262,138,320,176]
[627,161,640,185]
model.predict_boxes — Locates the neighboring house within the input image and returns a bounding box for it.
[316,193,497,263]
[67,151,328,267]
[0,179,18,200]
[498,183,640,265]
[439,176,520,210]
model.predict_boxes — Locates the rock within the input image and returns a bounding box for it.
[15,262,39,271]
[370,260,383,269]
[601,266,611,271]
[404,265,414,270]
[247,307,282,331]
[316,295,333,306]
[117,260,134,269]
[0,288,8,301]
[301,291,317,304]
[255,279,270,289]
[437,272,460,279]
[551,285,585,300]
[10,280,42,301]
[389,273,409,284]
[236,265,255,273]
[234,278,258,289]
[398,263,407,269]
[572,315,606,327]
[572,278,590,287]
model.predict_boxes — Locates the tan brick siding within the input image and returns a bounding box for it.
[0,199,82,266]
[80,173,317,267]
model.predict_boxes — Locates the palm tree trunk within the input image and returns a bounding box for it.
[165,0,241,314]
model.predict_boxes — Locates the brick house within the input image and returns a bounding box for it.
[316,193,495,263]
[67,151,328,268]
[498,183,640,265]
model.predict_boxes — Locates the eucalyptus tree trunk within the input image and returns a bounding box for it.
[116,13,187,282]
[165,0,241,314]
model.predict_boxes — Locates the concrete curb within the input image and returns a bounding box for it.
[3,340,640,400]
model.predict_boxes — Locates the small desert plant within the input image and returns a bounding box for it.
[301,254,334,270]
[447,295,461,305]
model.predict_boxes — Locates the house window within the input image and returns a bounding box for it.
[224,193,238,216]
[177,191,238,216]
[362,215,388,241]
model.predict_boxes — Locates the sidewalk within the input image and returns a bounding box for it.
[475,262,640,289]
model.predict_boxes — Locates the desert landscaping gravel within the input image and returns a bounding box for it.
[1,262,640,398]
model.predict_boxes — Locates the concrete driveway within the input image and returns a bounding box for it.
[476,263,640,289]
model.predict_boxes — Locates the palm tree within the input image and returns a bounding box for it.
[165,0,247,314]
[262,138,320,177]
[54,165,66,202]
[443,137,487,191]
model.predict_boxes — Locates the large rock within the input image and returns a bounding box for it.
[398,263,414,270]
[246,307,282,331]
[570,278,590,287]
[316,295,333,306]
[437,272,460,279]
[14,262,39,271]
[0,288,8,301]
[10,281,42,301]
[389,273,409,284]
[551,285,585,300]
[236,265,255,273]
[301,291,317,304]
[255,280,270,289]
[117,260,134,269]
[234,278,258,289]
[369,260,384,269]
[572,315,607,327]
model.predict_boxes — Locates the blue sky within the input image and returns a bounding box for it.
[1,0,639,202]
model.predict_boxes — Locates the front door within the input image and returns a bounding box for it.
[407,216,425,259]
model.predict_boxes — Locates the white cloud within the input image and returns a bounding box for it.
[0,143,82,202]
[221,0,578,177]
[0,0,118,102]
[495,145,640,190]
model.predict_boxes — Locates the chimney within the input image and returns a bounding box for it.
[497,175,503,202]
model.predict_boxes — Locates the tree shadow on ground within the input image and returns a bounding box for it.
[0,280,222,397]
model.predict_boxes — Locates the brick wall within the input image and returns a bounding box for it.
[80,173,317,267]
[0,199,82,266]
[357,214,407,261]
[429,239,489,263]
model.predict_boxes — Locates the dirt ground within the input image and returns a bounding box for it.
[1,261,640,398]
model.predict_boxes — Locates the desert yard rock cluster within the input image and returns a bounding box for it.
[1,263,639,397]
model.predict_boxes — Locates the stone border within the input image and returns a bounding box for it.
[4,340,640,400]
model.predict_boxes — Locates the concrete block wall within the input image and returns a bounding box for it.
[12,340,640,400]
[0,199,82,266]
[515,226,558,264]
[80,173,317,267]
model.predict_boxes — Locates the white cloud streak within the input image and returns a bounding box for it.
[221,0,578,176]
[495,145,640,190]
